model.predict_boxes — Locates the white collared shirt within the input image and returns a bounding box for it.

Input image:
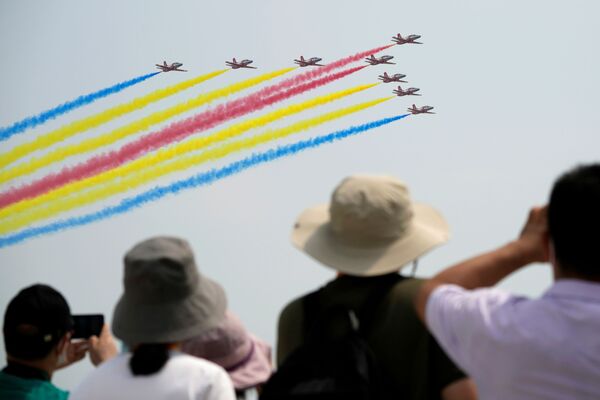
[426,279,600,400]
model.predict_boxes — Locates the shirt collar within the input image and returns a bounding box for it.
[544,279,600,303]
[2,361,51,381]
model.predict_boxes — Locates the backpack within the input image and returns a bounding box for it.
[260,275,403,400]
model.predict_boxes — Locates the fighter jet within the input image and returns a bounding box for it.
[226,58,257,69]
[407,104,435,114]
[294,56,324,67]
[392,34,422,45]
[365,55,395,65]
[155,61,187,72]
[394,85,421,96]
[379,72,407,83]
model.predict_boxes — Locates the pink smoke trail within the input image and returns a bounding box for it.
[1,66,369,208]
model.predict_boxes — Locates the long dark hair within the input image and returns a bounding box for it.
[129,343,170,376]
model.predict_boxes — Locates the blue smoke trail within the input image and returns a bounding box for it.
[0,72,160,142]
[0,114,409,248]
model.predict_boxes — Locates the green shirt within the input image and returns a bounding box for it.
[0,371,68,400]
[277,275,466,400]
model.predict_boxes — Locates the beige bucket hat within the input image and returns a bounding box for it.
[291,175,449,276]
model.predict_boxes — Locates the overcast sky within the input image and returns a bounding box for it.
[1,0,599,390]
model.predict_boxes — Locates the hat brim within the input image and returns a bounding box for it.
[291,202,449,276]
[229,335,272,390]
[112,275,227,345]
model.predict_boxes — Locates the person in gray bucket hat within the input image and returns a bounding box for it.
[70,236,236,400]
[275,175,476,400]
[112,236,227,344]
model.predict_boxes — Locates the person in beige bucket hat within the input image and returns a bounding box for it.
[276,175,476,400]
[292,174,450,276]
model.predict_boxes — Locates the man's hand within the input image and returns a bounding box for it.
[56,334,89,370]
[88,324,118,366]
[514,206,550,264]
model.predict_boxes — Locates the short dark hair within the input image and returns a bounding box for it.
[3,284,74,360]
[548,164,600,279]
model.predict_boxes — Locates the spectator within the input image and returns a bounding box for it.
[0,284,117,400]
[70,236,236,400]
[183,311,273,399]
[276,175,476,400]
[416,164,600,399]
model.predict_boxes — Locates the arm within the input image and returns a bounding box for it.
[442,378,477,400]
[88,324,118,366]
[415,206,549,322]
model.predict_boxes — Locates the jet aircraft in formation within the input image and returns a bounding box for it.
[365,55,395,65]
[226,58,257,69]
[393,86,421,96]
[379,72,407,83]
[407,104,434,114]
[155,61,187,72]
[392,34,422,45]
[294,56,324,67]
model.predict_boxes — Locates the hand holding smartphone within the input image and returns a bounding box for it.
[72,314,104,339]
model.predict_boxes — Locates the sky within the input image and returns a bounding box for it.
[1,0,599,390]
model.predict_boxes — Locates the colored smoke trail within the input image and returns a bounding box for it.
[0,114,409,248]
[274,44,394,90]
[0,69,229,176]
[0,43,391,176]
[0,68,290,186]
[0,72,161,143]
[0,97,392,233]
[0,66,363,208]
[0,83,377,218]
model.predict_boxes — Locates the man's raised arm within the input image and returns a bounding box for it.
[415,206,549,323]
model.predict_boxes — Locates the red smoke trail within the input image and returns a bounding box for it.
[0,66,367,209]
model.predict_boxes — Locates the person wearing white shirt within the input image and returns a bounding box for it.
[70,236,236,400]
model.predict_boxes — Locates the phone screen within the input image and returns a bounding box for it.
[72,314,104,339]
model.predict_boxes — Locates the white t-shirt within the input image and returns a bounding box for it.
[70,352,235,400]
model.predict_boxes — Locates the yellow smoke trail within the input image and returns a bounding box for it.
[0,69,227,170]
[0,83,377,220]
[0,68,295,185]
[0,97,392,234]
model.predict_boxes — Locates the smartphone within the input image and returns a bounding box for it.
[72,314,104,339]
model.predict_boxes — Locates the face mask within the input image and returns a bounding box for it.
[55,333,72,368]
[56,347,68,367]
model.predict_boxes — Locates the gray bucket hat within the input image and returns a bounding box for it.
[112,236,227,345]
[291,175,449,276]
